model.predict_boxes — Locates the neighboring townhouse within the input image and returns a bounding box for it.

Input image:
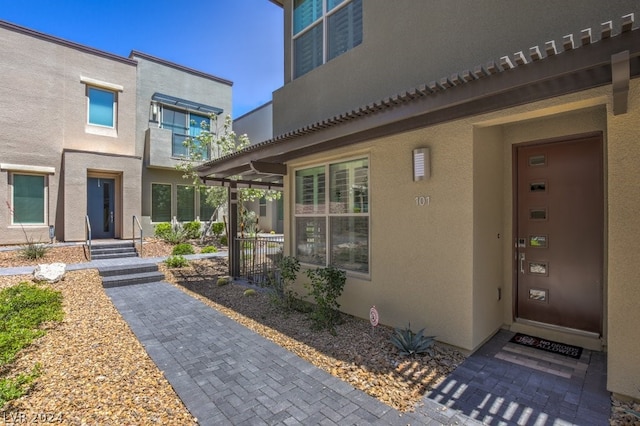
[197,0,640,401]
[130,51,232,237]
[0,20,140,244]
[0,21,234,245]
[234,101,284,233]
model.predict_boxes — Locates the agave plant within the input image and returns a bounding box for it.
[390,323,436,357]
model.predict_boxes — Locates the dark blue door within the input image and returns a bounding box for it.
[87,178,115,238]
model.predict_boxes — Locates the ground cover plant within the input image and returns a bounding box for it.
[0,283,63,407]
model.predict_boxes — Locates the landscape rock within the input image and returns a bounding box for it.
[33,262,66,283]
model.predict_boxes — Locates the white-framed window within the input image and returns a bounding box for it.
[176,185,195,222]
[293,0,363,78]
[87,86,116,128]
[151,183,172,223]
[161,106,211,160]
[11,173,47,225]
[294,157,369,274]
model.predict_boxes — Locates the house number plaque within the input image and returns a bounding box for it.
[415,196,431,206]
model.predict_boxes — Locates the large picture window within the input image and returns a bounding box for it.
[87,87,116,127]
[294,158,369,273]
[12,174,46,224]
[293,0,362,78]
[151,183,171,223]
[177,185,195,222]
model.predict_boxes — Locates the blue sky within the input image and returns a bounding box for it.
[0,0,283,118]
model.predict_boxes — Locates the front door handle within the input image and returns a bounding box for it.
[110,211,114,223]
[519,253,526,274]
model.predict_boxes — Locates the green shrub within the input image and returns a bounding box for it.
[183,221,202,239]
[220,235,228,246]
[211,222,225,238]
[20,241,48,260]
[165,255,189,268]
[217,277,230,286]
[389,323,436,357]
[154,222,173,240]
[304,265,346,333]
[267,256,300,312]
[243,289,257,297]
[201,246,218,254]
[172,243,195,256]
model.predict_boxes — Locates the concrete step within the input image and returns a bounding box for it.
[101,271,166,288]
[92,251,138,260]
[91,242,138,260]
[98,263,160,277]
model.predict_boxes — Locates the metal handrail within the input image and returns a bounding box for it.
[133,215,143,257]
[85,215,92,260]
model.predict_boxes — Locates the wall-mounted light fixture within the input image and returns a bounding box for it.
[413,147,430,181]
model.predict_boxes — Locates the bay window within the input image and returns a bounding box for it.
[293,0,363,78]
[294,158,369,273]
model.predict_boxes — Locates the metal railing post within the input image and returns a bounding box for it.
[85,215,92,260]
[132,215,143,257]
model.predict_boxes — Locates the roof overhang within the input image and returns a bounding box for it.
[152,93,223,115]
[197,15,639,187]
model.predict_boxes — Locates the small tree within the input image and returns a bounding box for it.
[175,114,281,238]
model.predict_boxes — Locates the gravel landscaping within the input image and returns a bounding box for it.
[0,241,638,424]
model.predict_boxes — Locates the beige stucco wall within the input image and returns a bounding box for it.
[62,151,142,242]
[285,79,640,398]
[606,79,640,399]
[287,121,477,350]
[0,24,138,244]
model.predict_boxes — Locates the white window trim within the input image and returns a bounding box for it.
[80,76,124,92]
[293,154,371,278]
[9,172,48,226]
[1,163,55,174]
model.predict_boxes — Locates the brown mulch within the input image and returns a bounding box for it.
[0,242,637,423]
[160,259,466,413]
[0,269,196,425]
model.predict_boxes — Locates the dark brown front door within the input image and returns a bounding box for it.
[515,134,603,334]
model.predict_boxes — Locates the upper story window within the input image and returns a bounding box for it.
[293,0,362,78]
[161,106,211,160]
[88,87,116,128]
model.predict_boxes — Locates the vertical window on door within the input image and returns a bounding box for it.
[12,174,46,224]
[87,87,116,127]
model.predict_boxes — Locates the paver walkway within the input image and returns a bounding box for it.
[426,330,609,425]
[106,280,481,425]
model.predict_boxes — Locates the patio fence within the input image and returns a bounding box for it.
[236,235,284,285]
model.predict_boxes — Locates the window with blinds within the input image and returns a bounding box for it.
[294,158,369,274]
[177,185,195,222]
[12,174,45,224]
[293,0,362,78]
[151,183,172,223]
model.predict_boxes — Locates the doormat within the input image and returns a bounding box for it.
[509,333,583,359]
